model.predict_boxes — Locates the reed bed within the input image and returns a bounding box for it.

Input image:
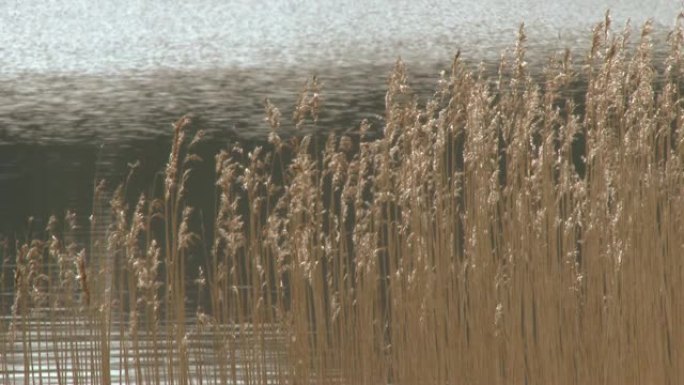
[3,14,684,384]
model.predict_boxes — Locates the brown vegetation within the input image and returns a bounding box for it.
[3,14,684,384]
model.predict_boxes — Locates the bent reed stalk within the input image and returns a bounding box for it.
[3,14,684,384]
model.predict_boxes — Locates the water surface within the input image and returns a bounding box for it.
[0,0,680,239]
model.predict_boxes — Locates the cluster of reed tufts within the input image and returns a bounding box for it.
[3,14,684,384]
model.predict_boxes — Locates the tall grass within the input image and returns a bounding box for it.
[3,14,684,384]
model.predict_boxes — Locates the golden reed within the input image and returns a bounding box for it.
[2,13,684,384]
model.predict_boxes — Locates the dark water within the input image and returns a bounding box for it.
[0,0,680,233]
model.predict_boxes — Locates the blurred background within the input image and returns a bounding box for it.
[0,0,679,235]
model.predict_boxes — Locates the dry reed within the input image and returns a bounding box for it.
[2,14,684,384]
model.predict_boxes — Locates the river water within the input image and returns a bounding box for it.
[0,0,680,233]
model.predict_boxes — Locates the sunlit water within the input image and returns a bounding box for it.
[1,314,287,385]
[1,0,679,75]
[1,0,679,142]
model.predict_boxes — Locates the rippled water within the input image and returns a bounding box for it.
[1,0,678,75]
[0,0,680,237]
